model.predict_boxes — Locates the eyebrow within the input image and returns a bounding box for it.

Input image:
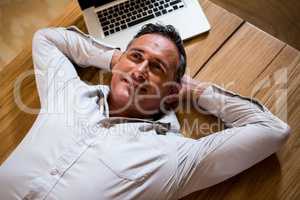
[129,48,169,70]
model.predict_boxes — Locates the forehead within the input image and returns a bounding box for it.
[128,34,179,66]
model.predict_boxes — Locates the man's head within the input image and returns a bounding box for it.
[109,23,187,118]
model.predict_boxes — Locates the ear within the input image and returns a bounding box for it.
[110,50,123,69]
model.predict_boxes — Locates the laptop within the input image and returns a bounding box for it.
[78,0,210,50]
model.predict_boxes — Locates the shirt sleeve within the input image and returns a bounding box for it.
[32,26,118,108]
[176,84,291,198]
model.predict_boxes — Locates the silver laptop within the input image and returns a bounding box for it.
[78,0,210,50]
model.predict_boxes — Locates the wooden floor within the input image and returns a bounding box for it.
[0,0,70,67]
[211,0,300,51]
[0,0,299,199]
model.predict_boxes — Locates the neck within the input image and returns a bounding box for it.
[108,93,139,118]
[108,94,126,118]
[107,93,159,119]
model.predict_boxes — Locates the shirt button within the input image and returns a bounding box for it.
[50,169,59,176]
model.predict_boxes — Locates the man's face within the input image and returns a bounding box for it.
[110,33,180,117]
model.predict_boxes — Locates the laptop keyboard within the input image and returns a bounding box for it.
[97,0,185,36]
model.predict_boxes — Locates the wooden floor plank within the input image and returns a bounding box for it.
[185,0,244,77]
[194,22,285,96]
[211,0,300,50]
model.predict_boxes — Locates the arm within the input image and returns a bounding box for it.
[32,26,121,107]
[176,77,291,198]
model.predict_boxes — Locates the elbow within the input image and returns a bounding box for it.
[32,29,49,61]
[279,123,292,142]
[33,28,49,43]
[33,27,60,45]
[259,116,292,150]
[32,29,47,50]
[32,28,59,59]
[269,121,292,147]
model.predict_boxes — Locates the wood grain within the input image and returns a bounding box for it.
[210,0,300,51]
[178,0,243,138]
[0,2,84,163]
[0,1,299,199]
[179,22,285,138]
[185,0,243,77]
[194,22,285,96]
[181,24,300,200]
[181,45,300,200]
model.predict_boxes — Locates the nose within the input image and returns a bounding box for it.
[137,60,148,73]
[131,60,148,83]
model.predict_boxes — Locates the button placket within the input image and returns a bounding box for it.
[24,125,105,199]
[54,147,83,175]
[25,173,59,200]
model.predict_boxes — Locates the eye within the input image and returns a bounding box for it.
[129,51,143,62]
[150,62,164,74]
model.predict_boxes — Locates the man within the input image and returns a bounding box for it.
[0,24,291,200]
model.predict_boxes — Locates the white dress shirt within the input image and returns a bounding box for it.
[0,27,291,200]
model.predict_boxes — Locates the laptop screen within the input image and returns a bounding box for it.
[94,0,115,8]
[78,0,115,10]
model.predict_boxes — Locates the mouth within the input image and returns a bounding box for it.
[121,77,147,93]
